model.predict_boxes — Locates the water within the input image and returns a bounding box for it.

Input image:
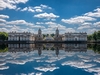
[0,43,100,75]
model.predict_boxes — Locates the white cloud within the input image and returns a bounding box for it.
[36,22,44,25]
[0,0,28,10]
[20,4,51,13]
[45,21,56,25]
[34,66,59,72]
[30,25,45,29]
[94,21,100,28]
[94,58,100,63]
[0,62,6,66]
[34,12,59,19]
[61,16,96,24]
[40,4,52,9]
[0,23,5,26]
[28,72,35,75]
[65,28,75,32]
[21,7,28,11]
[84,8,100,17]
[16,7,21,11]
[85,67,100,75]
[0,14,9,19]
[35,9,43,12]
[35,73,42,75]
[0,19,6,23]
[34,6,41,9]
[7,20,34,26]
[62,61,95,69]
[0,28,9,32]
[0,66,9,70]
[45,22,65,28]
[77,25,91,30]
[81,22,92,26]
[28,7,35,12]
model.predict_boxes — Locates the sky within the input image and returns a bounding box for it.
[0,0,100,34]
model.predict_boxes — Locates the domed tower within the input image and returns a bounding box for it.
[38,28,42,36]
[37,28,43,41]
[56,28,59,37]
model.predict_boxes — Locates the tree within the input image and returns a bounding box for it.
[92,31,97,40]
[87,35,92,40]
[51,33,55,37]
[0,32,8,40]
[97,31,100,40]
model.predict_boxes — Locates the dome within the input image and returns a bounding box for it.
[44,36,54,41]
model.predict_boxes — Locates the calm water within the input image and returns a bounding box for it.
[0,43,100,75]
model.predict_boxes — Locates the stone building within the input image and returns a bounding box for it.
[8,32,35,41]
[63,32,87,41]
[35,28,43,41]
[54,28,62,41]
[8,28,87,41]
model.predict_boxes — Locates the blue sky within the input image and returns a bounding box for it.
[0,0,100,34]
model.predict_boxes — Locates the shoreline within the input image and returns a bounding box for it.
[0,40,100,44]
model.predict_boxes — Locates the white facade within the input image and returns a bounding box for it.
[63,32,87,41]
[8,32,35,41]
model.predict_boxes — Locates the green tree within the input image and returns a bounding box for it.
[87,35,92,40]
[51,33,55,37]
[97,31,100,40]
[0,32,8,40]
[92,31,97,40]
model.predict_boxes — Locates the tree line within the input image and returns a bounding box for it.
[87,30,100,41]
[0,32,8,40]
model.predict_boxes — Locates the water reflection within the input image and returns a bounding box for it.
[8,43,87,55]
[0,43,100,75]
[1,43,100,54]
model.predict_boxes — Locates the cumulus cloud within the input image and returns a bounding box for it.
[35,9,43,12]
[84,8,100,17]
[0,14,9,19]
[34,66,59,72]
[65,28,75,32]
[36,22,44,25]
[0,28,9,32]
[34,12,59,19]
[6,20,34,26]
[30,25,45,29]
[77,25,91,30]
[61,16,96,24]
[0,19,6,23]
[20,4,51,13]
[0,66,9,70]
[85,67,100,75]
[35,73,42,75]
[62,61,95,69]
[0,0,28,10]
[94,58,100,63]
[93,21,100,28]
[0,23,5,26]
[40,4,52,9]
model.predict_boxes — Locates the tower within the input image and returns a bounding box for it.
[37,28,42,40]
[38,28,42,36]
[56,28,59,37]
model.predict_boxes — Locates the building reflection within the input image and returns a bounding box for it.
[8,43,87,55]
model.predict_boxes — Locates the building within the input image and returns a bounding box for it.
[54,28,62,41]
[8,32,35,41]
[8,28,87,41]
[63,32,87,41]
[35,28,43,41]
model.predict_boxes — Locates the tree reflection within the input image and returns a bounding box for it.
[88,44,100,53]
[0,44,8,52]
